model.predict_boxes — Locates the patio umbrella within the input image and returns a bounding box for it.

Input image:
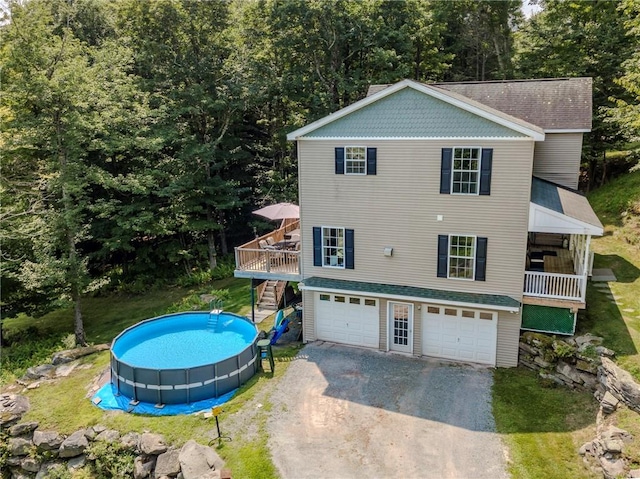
[252,202,300,220]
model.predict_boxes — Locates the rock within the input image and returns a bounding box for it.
[0,394,30,427]
[54,363,78,378]
[533,356,551,368]
[67,454,86,469]
[9,421,39,437]
[600,391,620,414]
[179,440,222,479]
[600,357,640,412]
[24,364,56,380]
[155,449,181,478]
[33,430,63,451]
[199,471,221,479]
[59,429,89,458]
[539,372,566,386]
[600,456,626,479]
[92,424,107,434]
[578,441,592,456]
[9,437,32,456]
[575,334,603,347]
[121,432,141,450]
[134,455,156,479]
[26,381,41,390]
[575,359,597,374]
[95,429,120,442]
[556,362,584,385]
[6,456,22,467]
[596,346,615,357]
[10,470,32,479]
[519,342,539,356]
[602,439,623,454]
[139,432,167,455]
[629,469,640,478]
[21,456,41,472]
[578,372,599,391]
[602,426,633,443]
[51,344,110,365]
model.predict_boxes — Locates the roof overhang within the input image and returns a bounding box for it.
[529,202,603,236]
[287,79,545,141]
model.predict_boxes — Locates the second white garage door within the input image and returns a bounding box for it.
[422,305,497,366]
[315,293,379,348]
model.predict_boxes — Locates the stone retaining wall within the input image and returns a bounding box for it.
[1,393,231,479]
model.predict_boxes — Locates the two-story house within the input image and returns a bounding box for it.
[234,78,603,367]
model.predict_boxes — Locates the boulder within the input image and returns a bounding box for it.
[9,421,39,437]
[179,440,222,479]
[51,344,110,365]
[9,470,32,479]
[67,454,87,470]
[140,432,167,455]
[602,426,633,443]
[33,430,63,451]
[556,362,584,385]
[518,342,539,356]
[596,346,615,358]
[21,456,41,473]
[9,437,32,456]
[59,429,89,458]
[24,364,56,380]
[575,359,598,374]
[600,456,626,479]
[134,455,156,479]
[574,334,604,347]
[600,391,620,414]
[121,431,141,450]
[95,429,120,442]
[155,449,180,478]
[629,469,640,478]
[602,439,623,454]
[0,394,30,427]
[600,357,640,412]
[35,462,66,479]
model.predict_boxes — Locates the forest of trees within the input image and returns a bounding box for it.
[1,0,639,343]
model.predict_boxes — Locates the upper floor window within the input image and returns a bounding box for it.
[452,148,480,194]
[440,147,492,195]
[335,147,377,175]
[448,235,476,279]
[345,147,366,175]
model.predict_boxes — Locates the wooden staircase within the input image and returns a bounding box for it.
[257,280,286,310]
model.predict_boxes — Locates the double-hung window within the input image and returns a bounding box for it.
[437,234,488,281]
[452,147,480,194]
[345,147,366,175]
[322,227,345,267]
[448,235,476,279]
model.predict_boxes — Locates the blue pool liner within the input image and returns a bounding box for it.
[92,382,236,416]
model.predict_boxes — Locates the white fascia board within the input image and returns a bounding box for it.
[287,79,545,141]
[544,129,591,133]
[528,203,604,236]
[295,136,535,142]
[298,282,521,313]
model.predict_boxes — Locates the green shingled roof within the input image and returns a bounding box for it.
[305,88,527,138]
[302,276,521,310]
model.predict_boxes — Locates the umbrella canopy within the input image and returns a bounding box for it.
[252,202,300,220]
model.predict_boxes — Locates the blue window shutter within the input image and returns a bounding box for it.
[440,148,452,194]
[366,148,377,175]
[475,237,488,281]
[479,149,493,195]
[437,235,448,278]
[345,229,355,269]
[335,148,345,174]
[313,227,322,266]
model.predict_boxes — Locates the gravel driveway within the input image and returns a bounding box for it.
[267,342,508,479]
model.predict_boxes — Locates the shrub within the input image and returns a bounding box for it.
[86,441,135,479]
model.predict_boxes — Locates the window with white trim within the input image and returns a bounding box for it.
[448,235,476,279]
[452,147,480,194]
[345,147,366,175]
[322,227,345,267]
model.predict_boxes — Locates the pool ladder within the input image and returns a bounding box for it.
[207,299,224,332]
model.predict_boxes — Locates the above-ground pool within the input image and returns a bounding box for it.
[110,312,259,405]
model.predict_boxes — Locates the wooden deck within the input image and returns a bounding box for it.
[234,219,302,281]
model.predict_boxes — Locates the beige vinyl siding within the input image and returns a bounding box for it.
[533,133,583,189]
[496,309,521,367]
[302,289,316,342]
[298,139,534,300]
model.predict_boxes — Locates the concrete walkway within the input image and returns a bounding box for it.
[267,343,508,479]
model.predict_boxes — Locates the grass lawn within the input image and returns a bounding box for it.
[493,170,640,479]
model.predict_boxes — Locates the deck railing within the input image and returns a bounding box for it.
[524,271,586,301]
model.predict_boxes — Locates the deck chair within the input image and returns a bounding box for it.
[266,236,276,245]
[259,239,277,250]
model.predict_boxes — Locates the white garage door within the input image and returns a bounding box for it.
[315,293,379,348]
[422,305,497,366]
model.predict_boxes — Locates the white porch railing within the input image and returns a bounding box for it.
[524,271,587,301]
[234,248,300,275]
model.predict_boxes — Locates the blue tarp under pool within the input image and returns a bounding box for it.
[92,383,236,416]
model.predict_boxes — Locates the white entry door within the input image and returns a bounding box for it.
[389,302,413,353]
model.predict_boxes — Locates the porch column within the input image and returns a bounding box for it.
[580,234,591,300]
